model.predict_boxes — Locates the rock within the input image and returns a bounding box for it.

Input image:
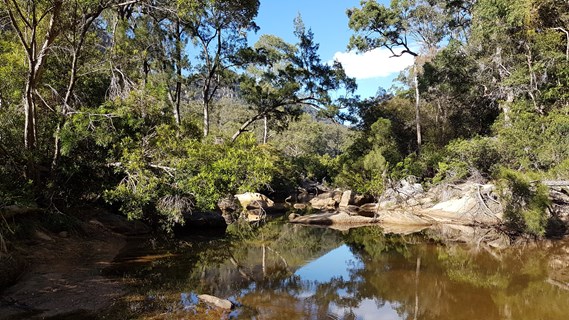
[352,194,375,206]
[421,183,502,225]
[89,219,105,227]
[377,210,432,225]
[332,190,343,202]
[222,211,238,225]
[418,197,434,206]
[359,203,378,213]
[339,190,353,208]
[197,294,233,310]
[346,205,360,215]
[94,213,151,235]
[309,190,342,210]
[396,179,424,199]
[406,198,419,207]
[217,196,241,213]
[288,213,299,220]
[379,199,398,209]
[34,231,53,242]
[235,192,274,210]
[246,212,262,222]
[183,211,227,228]
[293,203,307,210]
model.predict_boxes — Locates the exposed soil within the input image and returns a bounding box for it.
[0,208,148,319]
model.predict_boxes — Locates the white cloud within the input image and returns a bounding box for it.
[333,48,414,79]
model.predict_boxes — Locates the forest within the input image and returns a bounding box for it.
[0,0,568,238]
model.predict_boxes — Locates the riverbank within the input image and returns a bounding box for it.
[288,179,569,242]
[0,208,148,319]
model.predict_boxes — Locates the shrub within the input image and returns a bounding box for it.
[445,136,501,176]
[497,168,550,236]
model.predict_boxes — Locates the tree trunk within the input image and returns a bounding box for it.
[173,20,182,126]
[413,63,422,153]
[231,113,264,142]
[24,76,37,151]
[53,8,103,170]
[263,115,268,144]
[203,100,209,137]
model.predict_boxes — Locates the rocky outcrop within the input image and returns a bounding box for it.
[339,190,353,208]
[420,183,503,225]
[290,181,505,233]
[549,185,569,223]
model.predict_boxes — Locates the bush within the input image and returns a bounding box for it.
[391,144,445,182]
[445,136,501,177]
[432,160,469,184]
[104,130,280,230]
[497,168,550,236]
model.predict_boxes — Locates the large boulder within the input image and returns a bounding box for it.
[396,178,424,200]
[235,192,275,210]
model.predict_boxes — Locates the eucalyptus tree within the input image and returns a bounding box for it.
[347,0,458,152]
[180,0,260,138]
[231,17,356,143]
[2,0,140,177]
[2,0,64,152]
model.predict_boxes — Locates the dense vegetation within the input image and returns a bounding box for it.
[0,0,568,236]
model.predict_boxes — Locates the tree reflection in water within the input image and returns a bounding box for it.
[109,220,569,320]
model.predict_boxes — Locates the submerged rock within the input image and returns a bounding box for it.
[197,294,233,310]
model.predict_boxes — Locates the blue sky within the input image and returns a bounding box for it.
[249,0,414,98]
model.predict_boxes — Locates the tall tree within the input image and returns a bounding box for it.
[231,17,356,142]
[182,0,260,138]
[3,0,64,151]
[347,0,457,152]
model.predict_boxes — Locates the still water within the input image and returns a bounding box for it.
[104,219,569,320]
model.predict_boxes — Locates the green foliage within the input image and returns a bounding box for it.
[494,104,569,172]
[497,168,551,236]
[432,160,469,184]
[103,127,278,229]
[391,144,444,181]
[335,118,400,196]
[445,136,501,176]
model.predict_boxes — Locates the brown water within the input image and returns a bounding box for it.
[103,219,569,320]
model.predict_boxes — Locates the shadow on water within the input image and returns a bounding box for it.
[100,219,569,320]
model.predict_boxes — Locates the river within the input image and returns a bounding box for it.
[101,218,569,319]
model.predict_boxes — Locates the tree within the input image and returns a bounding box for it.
[232,17,356,142]
[182,0,260,138]
[2,0,64,152]
[347,0,459,152]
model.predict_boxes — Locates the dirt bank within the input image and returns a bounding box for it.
[0,208,148,319]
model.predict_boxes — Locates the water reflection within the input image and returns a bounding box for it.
[106,221,569,320]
